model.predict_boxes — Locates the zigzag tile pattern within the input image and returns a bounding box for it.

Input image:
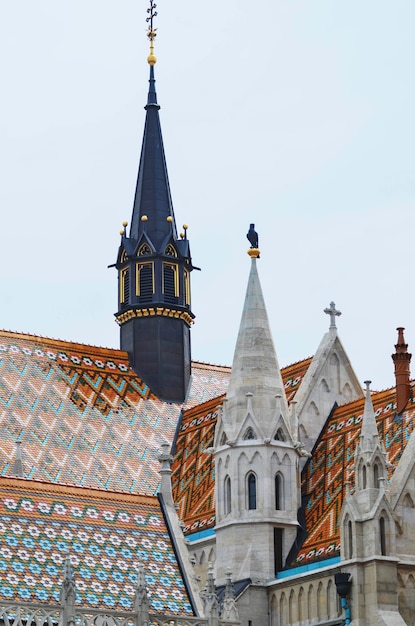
[296,385,415,566]
[0,477,193,614]
[172,397,220,535]
[172,359,312,535]
[0,332,230,495]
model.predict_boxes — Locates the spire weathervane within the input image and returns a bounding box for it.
[146,1,157,65]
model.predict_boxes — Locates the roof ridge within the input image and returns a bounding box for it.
[0,474,158,503]
[0,329,127,358]
[192,360,231,371]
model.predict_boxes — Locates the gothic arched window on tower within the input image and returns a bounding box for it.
[243,427,255,440]
[275,473,284,510]
[274,428,286,442]
[373,460,382,488]
[224,475,231,516]
[120,267,130,306]
[138,243,152,256]
[163,262,179,303]
[380,516,387,556]
[362,464,367,489]
[347,519,353,559]
[136,262,154,302]
[164,244,177,257]
[184,269,191,306]
[247,472,257,510]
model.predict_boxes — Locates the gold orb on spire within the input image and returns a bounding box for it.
[141,215,148,222]
[122,221,128,227]
[147,49,157,66]
[247,248,261,259]
[166,216,173,222]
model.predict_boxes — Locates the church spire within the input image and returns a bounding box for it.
[359,380,380,452]
[354,380,389,491]
[114,2,195,403]
[224,240,289,438]
[128,3,177,250]
[214,230,303,588]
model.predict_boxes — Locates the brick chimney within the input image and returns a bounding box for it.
[391,327,412,414]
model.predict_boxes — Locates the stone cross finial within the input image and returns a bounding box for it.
[324,301,342,329]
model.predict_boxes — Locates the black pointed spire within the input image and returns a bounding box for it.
[129,62,178,250]
[113,4,195,403]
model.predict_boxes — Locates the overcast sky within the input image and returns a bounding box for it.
[1,1,414,391]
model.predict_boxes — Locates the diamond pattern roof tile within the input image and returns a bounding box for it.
[0,331,230,495]
[0,476,194,614]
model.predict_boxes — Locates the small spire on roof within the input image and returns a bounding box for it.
[146,0,158,66]
[12,439,24,478]
[60,553,77,608]
[201,563,219,619]
[134,563,150,615]
[221,569,240,621]
[359,380,379,451]
[324,301,341,330]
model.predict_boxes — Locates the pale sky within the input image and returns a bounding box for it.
[1,1,414,391]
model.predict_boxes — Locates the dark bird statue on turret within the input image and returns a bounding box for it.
[247,223,259,249]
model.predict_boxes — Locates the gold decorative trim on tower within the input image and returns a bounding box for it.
[116,307,194,327]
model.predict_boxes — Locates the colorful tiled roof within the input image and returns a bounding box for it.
[0,331,229,495]
[283,357,313,402]
[171,358,313,536]
[295,384,415,567]
[0,476,194,614]
[172,397,220,536]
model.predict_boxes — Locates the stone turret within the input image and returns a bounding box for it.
[340,381,405,625]
[214,239,305,597]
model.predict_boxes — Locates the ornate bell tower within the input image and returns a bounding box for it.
[114,3,195,403]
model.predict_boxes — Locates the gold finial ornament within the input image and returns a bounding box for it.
[183,224,188,230]
[166,216,173,222]
[119,230,124,236]
[141,215,148,222]
[247,248,260,258]
[146,1,158,65]
[122,221,128,227]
